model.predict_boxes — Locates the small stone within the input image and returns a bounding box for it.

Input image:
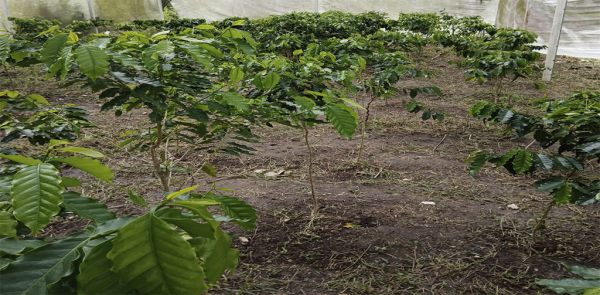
[265,170,285,177]
[253,169,267,174]
[421,201,436,205]
[239,237,249,245]
[403,179,412,181]
[507,204,519,210]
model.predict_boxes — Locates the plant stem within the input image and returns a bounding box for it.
[532,199,554,242]
[356,93,375,162]
[150,119,170,192]
[301,122,318,218]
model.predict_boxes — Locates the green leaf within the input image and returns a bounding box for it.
[0,211,17,238]
[11,164,64,234]
[27,94,49,104]
[0,35,9,62]
[155,40,174,58]
[199,44,224,59]
[221,92,250,112]
[142,45,159,71]
[535,177,565,192]
[50,157,114,184]
[166,185,199,201]
[197,24,215,30]
[179,43,213,69]
[230,68,244,84]
[60,177,82,187]
[513,150,533,174]
[201,163,217,177]
[0,258,11,270]
[41,34,69,66]
[585,287,600,295]
[49,139,71,148]
[468,154,489,175]
[232,19,245,26]
[325,105,357,140]
[537,279,600,294]
[210,195,257,231]
[75,46,110,81]
[554,183,572,206]
[263,72,280,89]
[56,147,106,158]
[155,208,214,238]
[188,230,239,285]
[568,265,600,280]
[494,149,519,167]
[62,191,116,223]
[107,213,208,294]
[0,237,47,255]
[168,199,221,232]
[77,239,135,295]
[127,190,147,207]
[0,233,90,295]
[533,153,554,170]
[0,154,42,165]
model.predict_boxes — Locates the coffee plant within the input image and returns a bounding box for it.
[467,90,600,238]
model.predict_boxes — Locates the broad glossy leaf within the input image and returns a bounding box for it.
[142,45,159,70]
[585,287,600,295]
[263,72,280,89]
[199,44,224,59]
[0,233,90,295]
[210,195,257,231]
[0,154,41,165]
[538,279,600,294]
[0,237,47,255]
[50,157,114,184]
[56,147,106,158]
[0,211,17,238]
[166,185,199,201]
[579,142,600,155]
[168,199,221,232]
[221,92,250,112]
[533,153,554,170]
[107,213,208,294]
[535,176,565,192]
[513,150,533,174]
[41,34,69,66]
[87,216,136,236]
[127,190,147,207]
[60,177,82,188]
[188,230,239,285]
[62,191,116,223]
[468,154,489,175]
[230,68,244,84]
[75,46,109,81]
[11,164,64,233]
[155,40,174,58]
[179,43,213,69]
[566,157,584,171]
[568,265,600,280]
[325,104,357,140]
[78,239,135,295]
[0,258,11,270]
[554,183,572,206]
[155,208,214,238]
[494,149,519,167]
[201,163,217,177]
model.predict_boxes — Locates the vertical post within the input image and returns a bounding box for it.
[86,0,99,33]
[1,0,12,32]
[542,0,568,82]
[157,0,165,20]
[314,0,319,13]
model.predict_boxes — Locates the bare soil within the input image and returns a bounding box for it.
[2,48,600,294]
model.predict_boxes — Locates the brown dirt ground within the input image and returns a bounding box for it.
[2,47,600,294]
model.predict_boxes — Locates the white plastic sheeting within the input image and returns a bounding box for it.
[171,0,314,22]
[0,0,162,31]
[497,0,600,59]
[171,0,500,23]
[318,0,500,23]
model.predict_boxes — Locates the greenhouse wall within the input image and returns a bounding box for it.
[497,0,600,59]
[1,0,599,59]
